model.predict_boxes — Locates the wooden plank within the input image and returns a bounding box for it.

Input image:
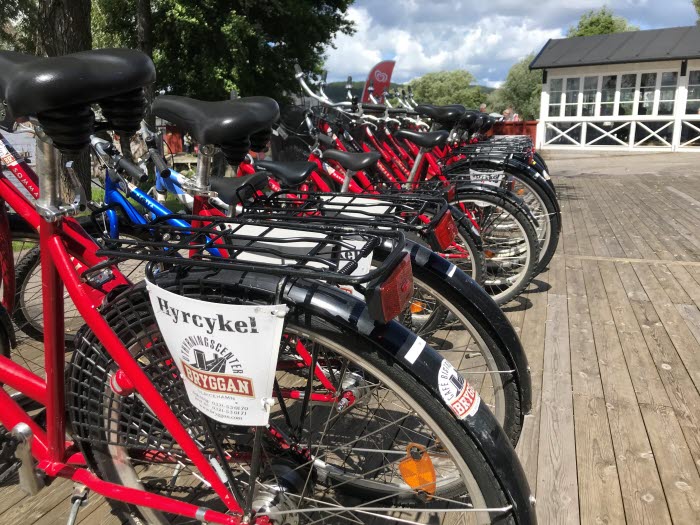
[629,298,700,477]
[536,293,579,524]
[515,271,549,488]
[640,403,700,524]
[668,265,700,309]
[583,178,644,259]
[632,262,700,393]
[648,264,692,305]
[566,258,604,398]
[0,478,71,524]
[584,260,664,407]
[605,398,673,525]
[573,394,625,525]
[676,304,700,346]
[578,177,626,258]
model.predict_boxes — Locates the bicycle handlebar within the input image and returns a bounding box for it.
[116,156,148,184]
[150,150,171,177]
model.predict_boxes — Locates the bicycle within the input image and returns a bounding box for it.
[0,49,535,524]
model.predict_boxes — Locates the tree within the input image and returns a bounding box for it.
[486,54,541,120]
[567,7,638,37]
[37,0,94,198]
[408,70,486,109]
[694,0,700,22]
[92,0,355,101]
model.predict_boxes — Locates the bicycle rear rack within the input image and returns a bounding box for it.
[88,208,407,287]
[241,191,451,235]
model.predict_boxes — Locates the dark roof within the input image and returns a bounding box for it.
[530,26,700,70]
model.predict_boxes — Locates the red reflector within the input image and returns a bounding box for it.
[430,210,458,251]
[366,254,414,323]
[446,184,456,202]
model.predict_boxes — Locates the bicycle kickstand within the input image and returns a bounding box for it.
[66,484,89,525]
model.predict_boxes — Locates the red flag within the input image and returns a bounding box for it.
[361,60,396,103]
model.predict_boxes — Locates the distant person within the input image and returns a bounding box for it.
[183,133,192,154]
[479,103,487,113]
[503,106,520,122]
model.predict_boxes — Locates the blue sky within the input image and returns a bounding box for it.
[324,0,699,86]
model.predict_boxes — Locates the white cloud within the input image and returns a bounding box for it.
[323,0,697,86]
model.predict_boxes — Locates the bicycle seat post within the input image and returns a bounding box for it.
[34,128,62,218]
[195,144,215,190]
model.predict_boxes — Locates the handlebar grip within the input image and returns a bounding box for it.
[116,157,148,184]
[294,63,303,75]
[150,149,171,177]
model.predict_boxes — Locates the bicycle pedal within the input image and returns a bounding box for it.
[11,423,45,496]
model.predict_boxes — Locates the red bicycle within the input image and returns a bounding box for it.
[0,49,535,524]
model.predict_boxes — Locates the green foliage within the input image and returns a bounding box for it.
[0,0,39,52]
[92,0,355,101]
[409,70,486,109]
[567,6,638,37]
[486,54,541,120]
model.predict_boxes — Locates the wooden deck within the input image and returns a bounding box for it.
[3,152,700,523]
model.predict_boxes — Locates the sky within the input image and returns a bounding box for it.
[324,0,699,87]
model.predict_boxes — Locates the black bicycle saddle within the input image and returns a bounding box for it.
[152,96,279,164]
[394,130,449,148]
[210,172,270,206]
[152,96,279,146]
[414,104,466,124]
[0,49,155,120]
[256,160,315,187]
[322,150,381,171]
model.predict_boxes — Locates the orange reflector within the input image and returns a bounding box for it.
[516,188,526,196]
[398,444,436,497]
[410,301,426,314]
[484,249,495,258]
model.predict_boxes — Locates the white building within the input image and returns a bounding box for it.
[531,26,700,151]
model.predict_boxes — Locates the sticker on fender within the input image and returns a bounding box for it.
[147,279,288,426]
[437,360,480,419]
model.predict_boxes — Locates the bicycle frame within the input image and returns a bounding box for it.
[0,131,252,524]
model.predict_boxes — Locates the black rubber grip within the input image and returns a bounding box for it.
[150,150,171,177]
[116,157,147,184]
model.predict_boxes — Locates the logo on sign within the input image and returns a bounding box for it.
[437,360,480,419]
[179,334,255,398]
[374,70,388,83]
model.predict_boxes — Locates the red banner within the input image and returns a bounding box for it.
[361,60,396,103]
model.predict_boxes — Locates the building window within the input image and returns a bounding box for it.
[637,73,656,115]
[549,78,563,117]
[619,74,636,116]
[600,75,617,116]
[657,72,677,115]
[582,76,597,116]
[564,78,580,116]
[686,70,700,115]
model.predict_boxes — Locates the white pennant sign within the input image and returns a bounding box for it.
[146,280,288,426]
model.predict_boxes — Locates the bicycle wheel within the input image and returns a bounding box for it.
[69,278,524,524]
[452,189,539,304]
[11,218,148,344]
[440,223,486,286]
[506,171,560,271]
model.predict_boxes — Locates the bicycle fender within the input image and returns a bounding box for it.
[395,240,531,414]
